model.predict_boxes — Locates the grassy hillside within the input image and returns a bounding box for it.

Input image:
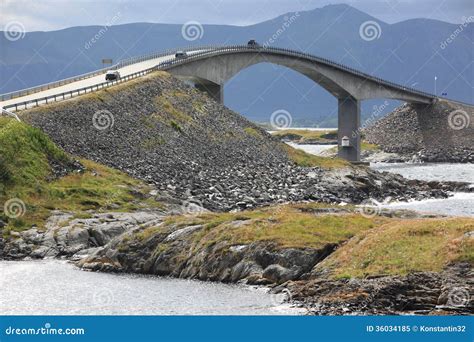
[0,117,69,192]
[282,144,349,168]
[272,129,337,143]
[318,218,474,278]
[0,118,161,232]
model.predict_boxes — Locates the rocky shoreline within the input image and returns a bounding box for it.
[2,166,472,262]
[0,211,165,261]
[1,205,472,315]
[290,262,473,315]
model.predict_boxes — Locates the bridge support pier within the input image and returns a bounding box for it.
[337,96,361,162]
[195,83,223,104]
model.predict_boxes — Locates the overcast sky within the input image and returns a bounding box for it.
[1,0,472,32]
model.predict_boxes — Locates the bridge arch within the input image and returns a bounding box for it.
[171,51,353,100]
[164,47,436,161]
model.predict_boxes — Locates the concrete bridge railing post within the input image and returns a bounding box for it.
[337,96,361,162]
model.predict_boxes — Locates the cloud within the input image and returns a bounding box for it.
[0,0,471,32]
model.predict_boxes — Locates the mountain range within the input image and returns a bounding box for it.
[1,4,472,126]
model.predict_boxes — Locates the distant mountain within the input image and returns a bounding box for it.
[1,4,472,126]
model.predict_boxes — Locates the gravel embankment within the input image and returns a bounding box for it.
[364,101,473,162]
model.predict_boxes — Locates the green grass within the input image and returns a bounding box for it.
[361,141,379,151]
[272,129,337,143]
[154,90,192,126]
[323,141,380,156]
[318,218,474,278]
[282,143,350,169]
[156,204,389,250]
[0,118,162,233]
[141,136,165,150]
[244,127,262,138]
[0,118,69,192]
[170,120,182,132]
[169,89,191,98]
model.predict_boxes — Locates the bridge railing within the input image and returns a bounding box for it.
[0,65,118,102]
[155,44,437,100]
[2,66,160,111]
[3,44,449,112]
[1,46,222,111]
[0,45,217,102]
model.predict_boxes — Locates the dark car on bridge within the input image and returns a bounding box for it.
[175,51,188,59]
[105,70,121,81]
[247,40,259,48]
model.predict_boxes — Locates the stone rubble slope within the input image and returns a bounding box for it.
[364,101,473,162]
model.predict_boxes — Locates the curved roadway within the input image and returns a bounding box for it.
[0,52,180,110]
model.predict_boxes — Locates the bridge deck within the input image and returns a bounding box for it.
[1,45,471,112]
[0,54,173,110]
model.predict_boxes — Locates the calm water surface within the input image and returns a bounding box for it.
[286,142,336,155]
[0,260,302,315]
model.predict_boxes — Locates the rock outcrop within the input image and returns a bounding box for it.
[290,262,473,315]
[364,101,473,162]
[2,204,471,315]
[0,211,164,260]
[80,235,334,286]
